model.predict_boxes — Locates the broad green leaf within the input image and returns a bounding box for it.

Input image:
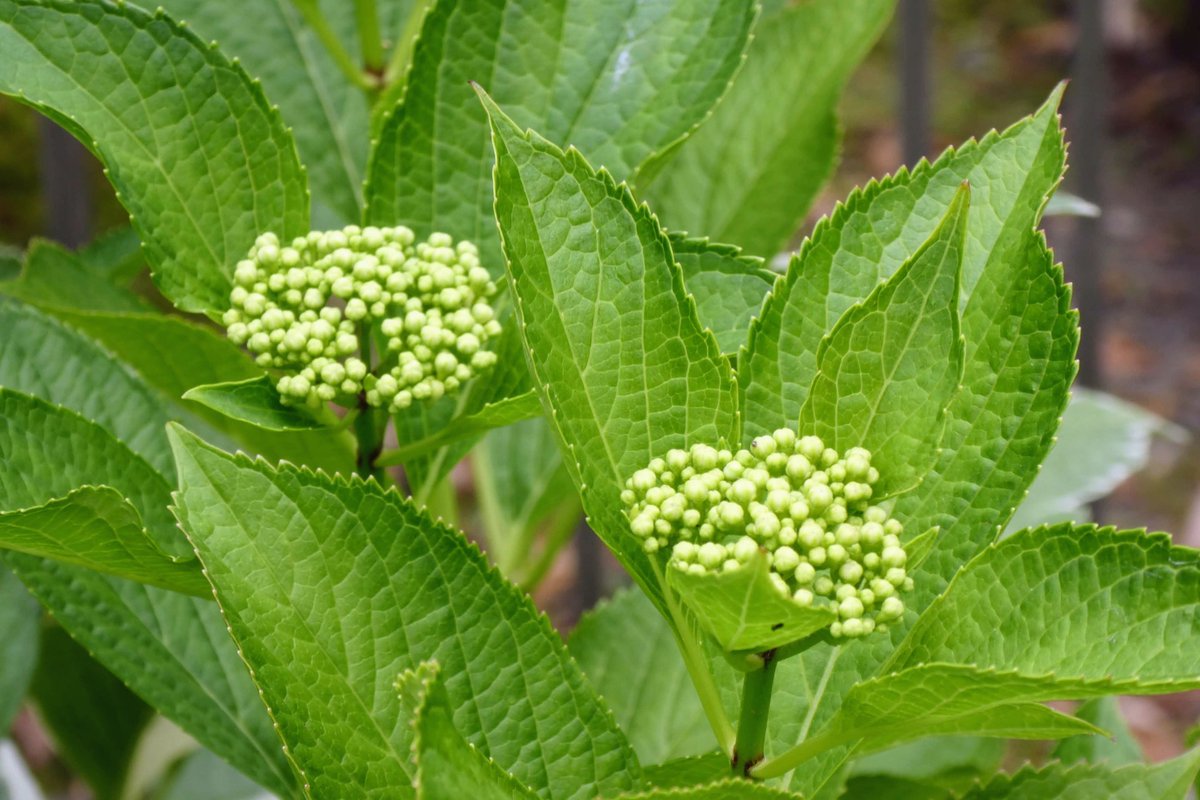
[365,0,756,270]
[0,390,182,557]
[670,235,773,356]
[400,662,539,800]
[569,587,714,765]
[5,555,300,798]
[669,549,836,653]
[169,426,640,800]
[839,776,950,800]
[786,524,1200,771]
[799,186,968,497]
[0,565,38,732]
[644,0,894,257]
[618,780,802,799]
[155,0,376,223]
[480,89,739,610]
[0,299,174,476]
[475,415,581,587]
[45,307,356,474]
[0,486,207,597]
[1051,697,1143,766]
[1007,389,1181,533]
[183,376,327,432]
[739,86,1067,440]
[378,389,541,466]
[29,626,153,800]
[956,749,1200,800]
[641,753,726,789]
[0,0,309,312]
[1,239,148,313]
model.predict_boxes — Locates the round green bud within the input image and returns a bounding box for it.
[839,596,865,619]
[793,588,814,606]
[698,542,726,569]
[878,596,904,622]
[773,546,801,574]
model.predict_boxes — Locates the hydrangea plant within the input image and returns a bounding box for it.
[0,1,1196,799]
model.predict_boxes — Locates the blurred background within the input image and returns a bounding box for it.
[2,0,1199,788]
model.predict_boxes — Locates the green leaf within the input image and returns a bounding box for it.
[849,736,1004,788]
[479,88,739,611]
[156,749,273,800]
[956,749,1200,800]
[1051,697,1143,766]
[0,243,20,281]
[76,225,144,283]
[0,565,39,732]
[569,587,714,765]
[0,486,207,597]
[2,239,149,313]
[155,0,372,223]
[5,555,300,798]
[739,86,1067,441]
[0,299,175,477]
[0,390,182,557]
[29,626,153,800]
[669,549,836,654]
[670,235,773,356]
[644,0,894,257]
[400,662,539,800]
[378,389,542,466]
[365,0,756,270]
[791,525,1200,769]
[839,775,950,800]
[1007,389,1182,533]
[183,375,327,432]
[0,0,309,312]
[799,185,968,497]
[169,426,640,800]
[475,415,581,588]
[617,779,802,799]
[641,753,727,789]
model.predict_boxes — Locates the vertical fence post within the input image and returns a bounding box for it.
[37,119,92,248]
[1069,0,1106,389]
[899,0,930,165]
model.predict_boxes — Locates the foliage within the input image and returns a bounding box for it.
[0,1,1194,798]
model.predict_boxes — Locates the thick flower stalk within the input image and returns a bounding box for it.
[622,431,913,639]
[221,226,500,412]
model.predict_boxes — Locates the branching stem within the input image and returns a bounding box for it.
[731,650,777,777]
[353,0,386,73]
[290,0,376,91]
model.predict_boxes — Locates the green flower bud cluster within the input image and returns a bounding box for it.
[621,431,913,639]
[221,226,501,412]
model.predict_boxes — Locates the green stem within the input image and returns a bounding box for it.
[290,0,375,91]
[517,503,582,592]
[731,651,778,778]
[353,0,386,73]
[750,728,852,781]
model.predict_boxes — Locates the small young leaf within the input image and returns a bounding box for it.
[2,240,149,313]
[169,426,640,800]
[644,0,895,258]
[366,0,756,270]
[400,662,539,800]
[670,235,774,356]
[799,185,968,497]
[479,88,739,610]
[0,0,309,312]
[377,390,542,466]
[0,486,207,597]
[956,749,1200,800]
[668,549,837,654]
[569,587,715,765]
[182,376,328,432]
